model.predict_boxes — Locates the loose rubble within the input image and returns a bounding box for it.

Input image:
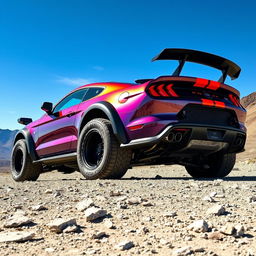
[0,231,35,243]
[0,162,255,255]
[47,218,77,233]
[188,220,209,233]
[76,198,94,211]
[115,241,134,250]
[4,214,33,228]
[206,204,225,216]
[84,207,107,221]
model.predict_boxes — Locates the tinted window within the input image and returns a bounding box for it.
[54,89,88,113]
[82,87,104,102]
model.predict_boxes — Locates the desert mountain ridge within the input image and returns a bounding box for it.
[0,129,18,163]
[241,92,256,109]
[239,92,256,161]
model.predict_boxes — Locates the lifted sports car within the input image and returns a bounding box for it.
[11,49,246,181]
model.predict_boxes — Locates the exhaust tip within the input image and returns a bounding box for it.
[174,132,183,143]
[165,131,184,143]
[234,136,244,146]
[166,132,175,142]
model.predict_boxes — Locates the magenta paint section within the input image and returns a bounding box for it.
[26,77,246,157]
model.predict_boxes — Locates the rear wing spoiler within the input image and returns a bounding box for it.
[152,48,241,83]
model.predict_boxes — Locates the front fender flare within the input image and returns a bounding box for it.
[13,128,38,161]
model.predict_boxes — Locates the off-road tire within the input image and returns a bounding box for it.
[11,139,42,181]
[185,152,236,178]
[77,118,132,180]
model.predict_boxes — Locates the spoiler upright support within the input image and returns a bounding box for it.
[172,56,187,76]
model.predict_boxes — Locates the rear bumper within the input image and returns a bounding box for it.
[121,123,246,154]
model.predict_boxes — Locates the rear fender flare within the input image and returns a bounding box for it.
[79,101,129,144]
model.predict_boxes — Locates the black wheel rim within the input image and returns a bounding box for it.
[14,148,23,174]
[82,130,104,169]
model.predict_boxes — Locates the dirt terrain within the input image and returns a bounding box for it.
[1,162,256,256]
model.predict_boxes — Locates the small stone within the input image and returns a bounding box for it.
[203,196,216,202]
[116,196,127,202]
[247,249,255,256]
[194,248,205,253]
[115,241,134,250]
[159,239,170,245]
[31,204,47,211]
[63,225,79,233]
[215,194,225,198]
[143,216,152,222]
[235,224,245,237]
[221,223,236,235]
[188,220,209,233]
[13,204,23,210]
[232,184,239,189]
[53,190,61,197]
[209,192,217,197]
[45,248,55,253]
[76,198,94,211]
[91,231,107,239]
[185,236,192,241]
[248,196,256,203]
[142,201,154,207]
[163,211,177,218]
[117,202,128,209]
[173,246,192,256]
[4,215,33,228]
[110,190,122,196]
[48,218,77,233]
[104,219,114,229]
[45,189,52,194]
[0,231,35,243]
[127,197,141,205]
[206,205,225,216]
[220,224,245,237]
[208,231,224,240]
[138,227,149,234]
[85,207,107,221]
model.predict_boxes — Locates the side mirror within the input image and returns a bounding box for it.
[41,102,53,114]
[18,118,33,125]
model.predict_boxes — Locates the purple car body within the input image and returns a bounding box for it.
[12,49,247,181]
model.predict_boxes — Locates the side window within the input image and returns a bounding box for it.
[82,87,104,102]
[53,89,88,113]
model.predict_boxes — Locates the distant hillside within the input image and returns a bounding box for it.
[241,92,256,109]
[238,93,256,161]
[0,129,18,160]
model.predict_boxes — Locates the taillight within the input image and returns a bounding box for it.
[128,124,144,131]
[147,83,178,98]
[228,94,241,107]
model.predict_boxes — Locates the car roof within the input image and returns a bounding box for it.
[77,82,134,89]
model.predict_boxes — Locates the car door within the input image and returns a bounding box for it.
[36,89,88,157]
[70,87,105,151]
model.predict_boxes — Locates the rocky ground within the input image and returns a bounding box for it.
[1,162,256,256]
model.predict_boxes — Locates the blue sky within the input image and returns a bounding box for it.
[0,0,255,129]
